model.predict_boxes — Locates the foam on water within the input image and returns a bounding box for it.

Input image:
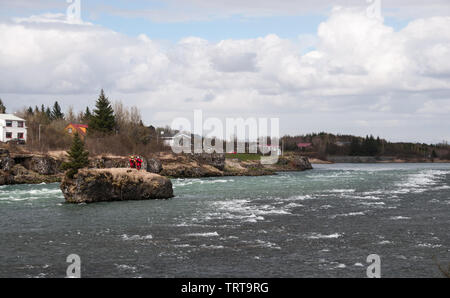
[390,216,411,220]
[121,234,153,241]
[186,232,219,237]
[395,170,449,193]
[330,211,366,219]
[307,233,342,239]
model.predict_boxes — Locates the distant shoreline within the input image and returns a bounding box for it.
[311,156,450,164]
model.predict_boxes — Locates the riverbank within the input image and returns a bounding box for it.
[0,148,313,185]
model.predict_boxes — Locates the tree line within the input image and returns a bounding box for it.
[281,133,450,160]
[13,89,166,156]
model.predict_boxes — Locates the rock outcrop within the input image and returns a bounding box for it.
[0,150,62,185]
[291,156,313,170]
[0,148,313,186]
[190,153,226,171]
[146,158,163,174]
[0,149,15,171]
[60,168,174,204]
[28,156,59,175]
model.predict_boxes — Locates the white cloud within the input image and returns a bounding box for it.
[1,7,450,142]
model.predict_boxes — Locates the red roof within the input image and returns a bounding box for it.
[297,143,312,148]
[71,124,88,129]
[67,123,88,136]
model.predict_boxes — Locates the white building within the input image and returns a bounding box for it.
[258,144,282,156]
[161,133,192,147]
[0,114,27,143]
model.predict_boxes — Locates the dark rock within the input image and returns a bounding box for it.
[90,157,129,169]
[190,153,226,171]
[0,170,13,185]
[160,163,223,178]
[0,149,14,171]
[60,168,174,204]
[0,157,15,171]
[9,164,61,184]
[292,156,313,170]
[146,158,162,174]
[29,156,59,175]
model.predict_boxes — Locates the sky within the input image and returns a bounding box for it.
[1,0,450,143]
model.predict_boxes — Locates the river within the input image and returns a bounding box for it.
[0,163,449,278]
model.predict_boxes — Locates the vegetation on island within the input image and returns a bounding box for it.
[61,132,89,178]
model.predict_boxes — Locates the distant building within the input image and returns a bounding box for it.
[259,144,282,156]
[297,143,312,149]
[65,123,88,139]
[161,133,191,147]
[0,114,27,143]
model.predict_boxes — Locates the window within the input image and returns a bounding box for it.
[68,128,73,134]
[18,121,24,128]
[6,132,12,139]
[18,133,24,139]
[6,121,12,127]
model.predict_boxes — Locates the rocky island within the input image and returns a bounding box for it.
[60,168,174,203]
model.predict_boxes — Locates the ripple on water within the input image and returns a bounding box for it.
[306,233,342,240]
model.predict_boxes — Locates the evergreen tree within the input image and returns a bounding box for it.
[0,99,6,114]
[41,104,45,114]
[51,101,64,120]
[45,107,52,120]
[27,106,34,116]
[83,107,92,122]
[61,132,89,178]
[350,137,361,156]
[89,89,116,133]
[431,149,438,159]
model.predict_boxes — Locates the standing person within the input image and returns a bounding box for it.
[136,157,142,170]
[129,156,136,169]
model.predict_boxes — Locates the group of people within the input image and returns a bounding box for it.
[129,155,143,170]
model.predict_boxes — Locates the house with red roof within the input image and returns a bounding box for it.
[65,123,88,139]
[297,143,312,151]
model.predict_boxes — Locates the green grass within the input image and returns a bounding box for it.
[225,153,262,161]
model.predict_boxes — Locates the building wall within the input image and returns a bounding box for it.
[65,124,87,139]
[0,119,27,142]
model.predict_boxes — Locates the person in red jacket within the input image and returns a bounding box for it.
[129,156,137,169]
[136,157,142,170]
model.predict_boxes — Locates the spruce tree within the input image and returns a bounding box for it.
[350,137,361,156]
[83,107,92,122]
[61,132,89,178]
[89,89,116,133]
[45,107,52,121]
[27,106,34,116]
[0,99,6,114]
[51,101,64,120]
